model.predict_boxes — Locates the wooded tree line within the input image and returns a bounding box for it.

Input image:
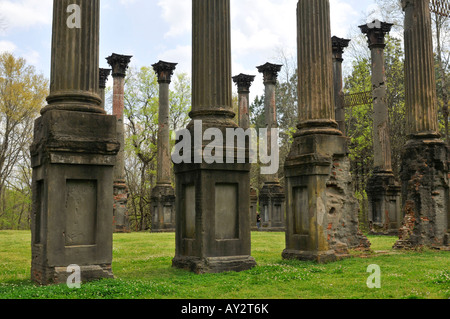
[249,0,449,231]
[0,52,48,229]
[0,0,448,230]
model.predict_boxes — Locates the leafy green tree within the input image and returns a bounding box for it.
[249,95,265,131]
[344,56,373,194]
[112,66,191,231]
[384,36,407,175]
[0,52,48,229]
[170,72,192,133]
[123,66,158,230]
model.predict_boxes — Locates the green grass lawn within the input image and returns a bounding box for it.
[0,230,448,299]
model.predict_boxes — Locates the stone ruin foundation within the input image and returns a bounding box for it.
[393,0,449,250]
[359,20,402,236]
[282,0,370,264]
[172,0,256,274]
[31,0,119,285]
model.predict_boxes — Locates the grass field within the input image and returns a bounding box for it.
[0,230,448,299]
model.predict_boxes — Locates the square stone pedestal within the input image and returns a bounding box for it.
[394,138,449,249]
[30,110,119,285]
[113,181,130,233]
[367,172,401,235]
[172,162,256,273]
[283,133,370,263]
[151,185,176,233]
[259,183,286,232]
[250,187,258,231]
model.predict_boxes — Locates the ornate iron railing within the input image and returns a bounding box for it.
[343,91,372,108]
[431,0,450,17]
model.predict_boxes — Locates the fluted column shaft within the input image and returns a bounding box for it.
[173,0,256,272]
[107,54,132,182]
[360,21,393,173]
[30,0,121,283]
[153,61,177,186]
[332,37,350,136]
[297,0,340,135]
[44,0,102,114]
[191,0,234,121]
[258,63,282,183]
[403,0,439,137]
[233,74,255,130]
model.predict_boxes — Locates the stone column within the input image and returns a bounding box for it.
[359,20,402,235]
[282,0,370,263]
[256,63,286,232]
[394,0,449,249]
[232,73,258,231]
[99,68,111,110]
[151,61,177,233]
[331,36,350,135]
[107,53,132,233]
[172,0,257,273]
[232,73,255,130]
[31,0,120,285]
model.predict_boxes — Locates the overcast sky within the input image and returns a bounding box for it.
[0,0,383,100]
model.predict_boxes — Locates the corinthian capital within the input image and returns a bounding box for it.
[106,53,133,78]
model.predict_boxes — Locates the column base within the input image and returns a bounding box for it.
[113,180,130,233]
[151,184,176,233]
[366,172,401,236]
[250,187,258,231]
[394,138,449,249]
[30,109,119,286]
[283,132,371,261]
[259,182,286,232]
[31,263,114,286]
[172,256,257,274]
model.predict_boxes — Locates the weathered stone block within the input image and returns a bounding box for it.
[367,173,402,235]
[30,110,119,285]
[173,162,256,273]
[283,133,370,263]
[259,183,286,232]
[394,139,449,249]
[151,185,176,233]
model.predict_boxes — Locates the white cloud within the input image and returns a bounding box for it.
[153,0,362,100]
[119,0,137,5]
[157,45,192,75]
[157,0,191,38]
[330,0,360,37]
[0,40,17,53]
[0,0,52,31]
[365,3,383,23]
[230,0,297,61]
[22,49,40,66]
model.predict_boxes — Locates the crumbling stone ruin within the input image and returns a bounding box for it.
[282,0,370,264]
[31,0,119,285]
[393,0,449,250]
[30,0,449,284]
[359,20,402,236]
[171,0,257,274]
